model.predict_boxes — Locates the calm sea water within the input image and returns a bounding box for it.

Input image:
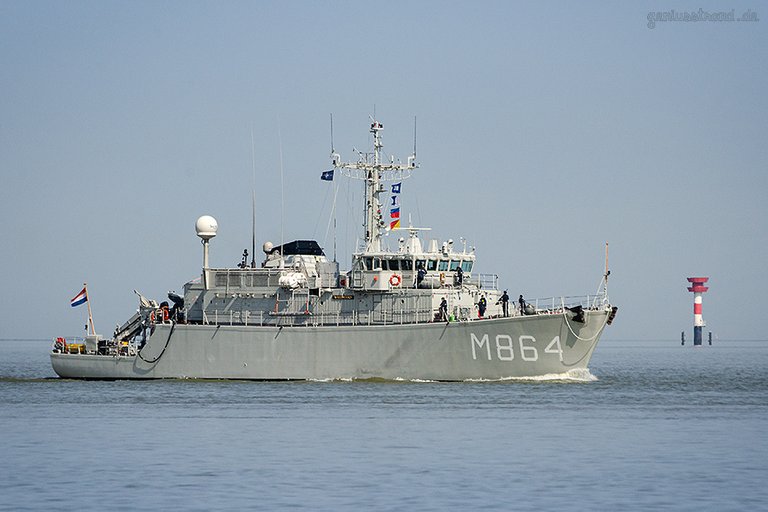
[1,339,766,511]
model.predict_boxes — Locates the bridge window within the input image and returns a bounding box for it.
[461,261,473,272]
[450,260,461,271]
[388,259,400,271]
[427,259,438,271]
[438,260,449,272]
[364,257,373,270]
[401,259,413,271]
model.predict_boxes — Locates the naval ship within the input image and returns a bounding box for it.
[52,119,618,380]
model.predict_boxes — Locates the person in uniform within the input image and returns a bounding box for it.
[456,266,464,286]
[439,297,448,322]
[518,294,526,315]
[478,295,487,318]
[416,263,426,288]
[498,290,510,317]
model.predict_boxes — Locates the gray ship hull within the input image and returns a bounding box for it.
[51,310,608,381]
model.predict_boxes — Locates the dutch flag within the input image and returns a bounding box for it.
[70,287,88,308]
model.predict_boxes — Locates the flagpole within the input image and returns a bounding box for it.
[84,282,95,335]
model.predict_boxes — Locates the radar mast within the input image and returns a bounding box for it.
[331,118,418,253]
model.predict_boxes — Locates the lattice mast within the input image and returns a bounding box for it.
[331,118,417,253]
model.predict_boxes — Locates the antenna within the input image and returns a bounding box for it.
[330,113,335,153]
[407,116,417,168]
[251,191,257,268]
[603,241,609,300]
[330,114,341,165]
[250,125,257,268]
[278,118,285,258]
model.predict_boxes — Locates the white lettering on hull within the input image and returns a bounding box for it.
[470,334,564,362]
[470,333,491,360]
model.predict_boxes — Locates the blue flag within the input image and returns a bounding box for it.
[320,170,334,181]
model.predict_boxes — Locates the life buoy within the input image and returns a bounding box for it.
[162,308,169,322]
[149,311,156,323]
[389,274,402,287]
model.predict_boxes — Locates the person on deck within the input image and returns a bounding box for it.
[439,297,448,322]
[478,296,487,318]
[518,295,526,315]
[498,291,510,317]
[416,264,426,288]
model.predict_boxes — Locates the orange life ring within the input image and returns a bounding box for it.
[389,274,402,287]
[149,311,156,323]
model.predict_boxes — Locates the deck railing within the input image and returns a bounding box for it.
[529,294,610,313]
[198,294,608,328]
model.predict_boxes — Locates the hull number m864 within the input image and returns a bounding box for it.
[470,334,563,362]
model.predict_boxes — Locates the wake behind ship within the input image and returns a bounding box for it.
[52,119,618,380]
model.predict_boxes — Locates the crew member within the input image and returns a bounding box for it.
[456,266,464,286]
[518,295,526,315]
[416,263,426,288]
[478,295,487,318]
[439,297,448,322]
[498,290,510,317]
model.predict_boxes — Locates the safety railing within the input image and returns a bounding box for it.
[198,293,609,328]
[201,308,439,327]
[526,295,609,315]
[476,274,499,290]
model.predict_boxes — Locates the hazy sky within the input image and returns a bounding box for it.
[1,1,766,341]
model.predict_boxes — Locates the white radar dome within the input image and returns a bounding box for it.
[263,241,274,254]
[195,215,218,240]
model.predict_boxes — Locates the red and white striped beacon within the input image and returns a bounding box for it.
[686,277,709,346]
